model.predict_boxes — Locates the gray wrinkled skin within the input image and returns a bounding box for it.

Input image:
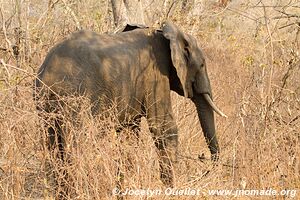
[34,21,219,189]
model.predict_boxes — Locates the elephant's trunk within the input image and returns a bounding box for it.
[192,93,220,161]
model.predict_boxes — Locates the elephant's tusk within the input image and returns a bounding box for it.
[203,94,228,118]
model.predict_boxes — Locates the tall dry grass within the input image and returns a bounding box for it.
[0,0,299,199]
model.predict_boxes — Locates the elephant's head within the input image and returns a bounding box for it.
[162,21,227,160]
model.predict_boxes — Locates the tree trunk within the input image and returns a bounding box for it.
[111,0,128,27]
[111,0,145,27]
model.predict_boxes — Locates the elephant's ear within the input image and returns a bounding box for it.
[162,21,191,98]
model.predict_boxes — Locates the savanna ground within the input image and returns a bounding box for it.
[0,0,299,199]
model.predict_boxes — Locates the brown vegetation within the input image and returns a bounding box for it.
[0,0,299,199]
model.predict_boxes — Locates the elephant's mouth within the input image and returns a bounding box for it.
[203,93,227,118]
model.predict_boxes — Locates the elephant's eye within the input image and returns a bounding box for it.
[184,47,190,62]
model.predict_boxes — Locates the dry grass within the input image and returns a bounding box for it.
[0,0,299,199]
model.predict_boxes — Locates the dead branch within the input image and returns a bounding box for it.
[273,10,300,20]
[279,22,300,29]
[0,6,14,58]
[61,0,82,30]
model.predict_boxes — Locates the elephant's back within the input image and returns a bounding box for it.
[36,29,138,88]
[35,29,148,118]
[35,32,103,98]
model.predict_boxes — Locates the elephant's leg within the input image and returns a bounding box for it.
[115,119,141,198]
[114,128,125,200]
[47,118,65,161]
[48,118,73,199]
[127,117,142,144]
[115,160,124,200]
[42,96,75,199]
[147,114,178,187]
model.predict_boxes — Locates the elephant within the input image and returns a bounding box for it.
[34,21,226,190]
